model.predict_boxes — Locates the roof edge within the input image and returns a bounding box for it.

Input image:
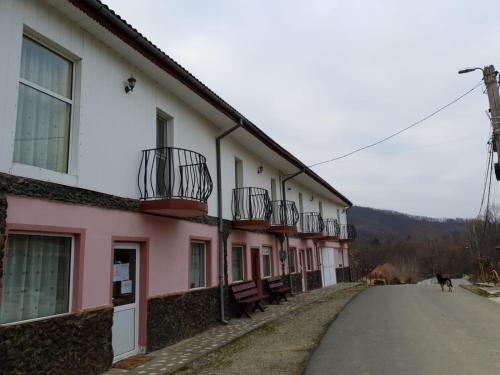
[67,0,353,207]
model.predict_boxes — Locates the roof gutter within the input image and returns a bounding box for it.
[68,0,352,207]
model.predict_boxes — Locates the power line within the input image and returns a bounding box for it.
[308,80,484,168]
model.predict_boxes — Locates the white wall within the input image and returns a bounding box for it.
[0,0,350,221]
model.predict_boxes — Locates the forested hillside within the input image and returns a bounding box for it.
[348,206,465,241]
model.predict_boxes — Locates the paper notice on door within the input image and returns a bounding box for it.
[113,263,130,282]
[121,279,133,294]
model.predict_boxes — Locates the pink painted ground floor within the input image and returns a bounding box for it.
[0,195,350,372]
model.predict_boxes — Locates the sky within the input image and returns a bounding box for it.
[105,0,500,219]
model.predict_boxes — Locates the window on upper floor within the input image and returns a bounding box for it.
[235,158,243,188]
[13,36,74,174]
[270,178,277,201]
[0,233,73,324]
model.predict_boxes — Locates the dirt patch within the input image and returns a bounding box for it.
[174,285,366,375]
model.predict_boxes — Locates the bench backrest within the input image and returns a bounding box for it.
[231,281,258,301]
[267,276,285,290]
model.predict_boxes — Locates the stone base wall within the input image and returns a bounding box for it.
[147,286,220,351]
[336,267,351,283]
[306,270,322,290]
[0,307,113,374]
[282,273,303,293]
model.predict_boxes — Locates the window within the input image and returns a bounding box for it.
[262,246,272,278]
[14,36,74,173]
[190,242,206,288]
[316,248,321,269]
[0,233,73,324]
[235,158,243,188]
[289,247,297,273]
[307,248,313,271]
[232,245,245,282]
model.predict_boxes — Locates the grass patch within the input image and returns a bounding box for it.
[460,284,493,298]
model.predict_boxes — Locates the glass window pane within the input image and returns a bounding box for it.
[190,243,205,288]
[0,234,71,324]
[20,36,73,98]
[112,249,136,307]
[262,247,271,277]
[14,83,71,173]
[232,246,243,281]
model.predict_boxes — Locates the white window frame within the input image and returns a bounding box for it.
[0,231,75,326]
[261,246,272,278]
[231,245,245,283]
[189,241,207,289]
[14,30,80,176]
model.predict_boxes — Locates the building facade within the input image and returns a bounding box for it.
[0,0,356,373]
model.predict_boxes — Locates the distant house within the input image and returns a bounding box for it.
[0,0,356,373]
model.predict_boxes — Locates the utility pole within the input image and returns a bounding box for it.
[484,66,500,180]
[459,65,500,180]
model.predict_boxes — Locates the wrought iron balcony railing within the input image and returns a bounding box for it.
[138,147,213,202]
[298,212,325,234]
[232,187,272,222]
[323,218,340,238]
[340,224,357,241]
[270,200,299,227]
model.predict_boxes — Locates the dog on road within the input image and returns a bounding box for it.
[436,274,453,292]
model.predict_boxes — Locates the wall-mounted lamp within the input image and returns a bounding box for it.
[310,195,314,202]
[257,166,263,174]
[125,75,136,93]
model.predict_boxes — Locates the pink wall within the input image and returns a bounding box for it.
[5,196,219,309]
[5,196,351,311]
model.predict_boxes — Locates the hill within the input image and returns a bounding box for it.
[348,206,466,242]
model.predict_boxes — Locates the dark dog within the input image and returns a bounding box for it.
[436,274,453,292]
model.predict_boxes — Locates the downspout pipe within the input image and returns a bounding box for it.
[281,170,305,294]
[216,119,243,323]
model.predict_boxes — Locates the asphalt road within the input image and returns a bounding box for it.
[305,281,500,375]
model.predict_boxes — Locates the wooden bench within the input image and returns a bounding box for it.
[267,276,290,304]
[231,281,267,318]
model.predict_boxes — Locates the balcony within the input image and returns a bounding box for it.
[339,224,357,242]
[322,218,340,241]
[138,147,213,217]
[269,200,299,234]
[298,212,325,239]
[232,187,272,230]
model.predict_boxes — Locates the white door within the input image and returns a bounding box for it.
[112,243,140,362]
[320,247,337,287]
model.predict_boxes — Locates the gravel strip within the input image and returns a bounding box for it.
[174,285,366,375]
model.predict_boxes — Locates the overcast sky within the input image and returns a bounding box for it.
[105,0,500,218]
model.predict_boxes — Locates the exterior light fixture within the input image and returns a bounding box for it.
[257,166,263,174]
[310,195,314,201]
[125,75,136,93]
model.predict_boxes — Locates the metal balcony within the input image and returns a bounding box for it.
[322,218,340,240]
[269,200,299,234]
[138,147,213,217]
[298,212,325,238]
[232,187,272,230]
[339,224,357,242]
